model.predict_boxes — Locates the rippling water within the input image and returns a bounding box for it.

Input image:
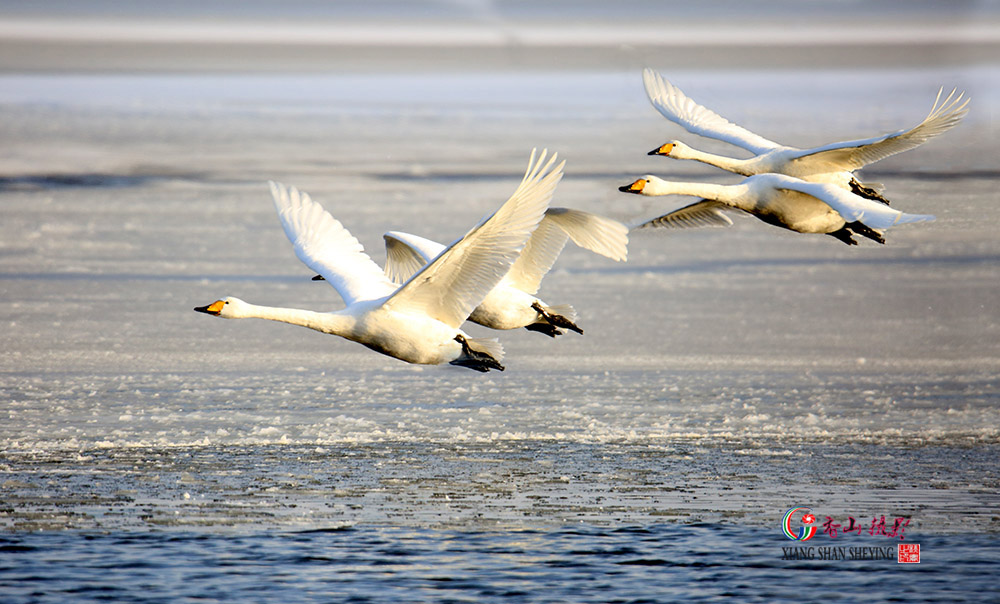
[2,525,995,603]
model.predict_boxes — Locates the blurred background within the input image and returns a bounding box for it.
[1,0,998,73]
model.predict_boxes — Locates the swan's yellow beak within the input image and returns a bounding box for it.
[618,179,647,194]
[194,300,225,316]
[648,143,674,156]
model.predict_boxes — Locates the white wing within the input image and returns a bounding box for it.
[504,207,629,295]
[642,68,780,155]
[635,200,735,230]
[788,88,970,172]
[269,181,397,306]
[385,149,564,328]
[767,174,936,230]
[541,208,629,262]
[503,215,570,296]
[383,231,445,284]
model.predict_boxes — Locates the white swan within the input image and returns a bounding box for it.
[379,208,629,337]
[619,173,934,245]
[194,149,564,372]
[642,68,969,204]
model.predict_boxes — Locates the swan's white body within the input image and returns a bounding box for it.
[382,208,629,335]
[642,68,969,201]
[195,149,565,371]
[621,173,934,244]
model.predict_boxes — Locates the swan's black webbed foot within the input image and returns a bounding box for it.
[451,335,505,372]
[828,227,859,246]
[524,322,562,338]
[311,274,325,281]
[849,178,891,206]
[846,221,886,245]
[530,301,583,335]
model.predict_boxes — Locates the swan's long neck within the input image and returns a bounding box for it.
[674,147,755,175]
[238,302,354,336]
[643,178,743,204]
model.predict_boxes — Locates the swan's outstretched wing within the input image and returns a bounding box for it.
[504,208,629,295]
[383,231,445,284]
[270,181,397,306]
[634,200,735,230]
[768,175,935,230]
[541,208,629,262]
[385,149,564,328]
[788,88,969,172]
[502,215,569,296]
[642,68,780,155]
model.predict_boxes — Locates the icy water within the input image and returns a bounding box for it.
[2,17,1000,601]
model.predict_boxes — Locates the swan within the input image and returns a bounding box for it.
[194,149,565,372]
[642,68,969,204]
[619,173,934,245]
[377,207,629,337]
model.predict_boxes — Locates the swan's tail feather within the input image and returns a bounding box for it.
[892,212,936,226]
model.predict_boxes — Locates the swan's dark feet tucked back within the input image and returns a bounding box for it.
[524,322,563,338]
[450,335,505,372]
[849,178,891,206]
[847,221,886,244]
[828,227,859,246]
[530,301,583,335]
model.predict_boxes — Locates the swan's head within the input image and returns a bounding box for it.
[194,296,248,319]
[648,140,693,158]
[619,177,652,195]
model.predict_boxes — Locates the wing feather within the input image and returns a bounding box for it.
[635,200,735,230]
[642,68,780,155]
[383,231,445,284]
[503,216,570,296]
[540,208,629,262]
[788,88,969,172]
[385,149,564,328]
[269,181,396,306]
[504,206,630,295]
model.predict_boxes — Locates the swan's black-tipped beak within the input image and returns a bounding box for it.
[194,300,224,316]
[648,142,674,156]
[311,274,325,281]
[619,179,646,194]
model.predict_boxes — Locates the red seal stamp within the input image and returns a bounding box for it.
[898,543,920,563]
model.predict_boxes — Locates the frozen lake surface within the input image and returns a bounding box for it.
[2,60,999,600]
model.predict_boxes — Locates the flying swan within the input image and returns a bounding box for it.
[620,173,934,245]
[376,207,629,337]
[194,149,564,372]
[641,68,969,204]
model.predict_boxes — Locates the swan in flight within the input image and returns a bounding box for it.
[619,173,934,245]
[194,149,564,372]
[642,68,969,204]
[377,208,629,337]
